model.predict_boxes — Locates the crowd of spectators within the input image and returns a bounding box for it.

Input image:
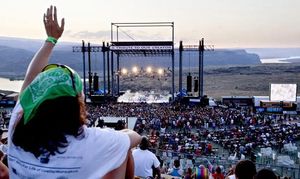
[84,102,299,178]
[87,102,300,157]
[1,101,299,178]
[0,109,11,129]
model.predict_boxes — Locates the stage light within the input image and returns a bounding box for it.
[157,68,164,75]
[132,66,138,74]
[146,66,152,74]
[121,68,128,75]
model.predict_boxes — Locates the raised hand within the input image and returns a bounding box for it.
[20,6,65,93]
[43,6,65,40]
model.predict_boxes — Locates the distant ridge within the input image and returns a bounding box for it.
[0,36,80,52]
[0,36,261,78]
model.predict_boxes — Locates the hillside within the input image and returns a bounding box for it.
[0,46,260,78]
[1,63,300,98]
[118,63,300,99]
[0,46,33,78]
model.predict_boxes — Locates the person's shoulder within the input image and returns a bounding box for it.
[132,148,140,153]
[86,127,120,137]
[85,127,129,145]
[147,150,157,157]
[167,168,174,173]
[10,102,22,119]
[178,168,184,175]
[8,102,22,138]
[133,147,141,151]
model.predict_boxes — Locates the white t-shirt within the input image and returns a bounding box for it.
[7,103,130,179]
[228,174,236,179]
[132,148,160,178]
[168,167,184,177]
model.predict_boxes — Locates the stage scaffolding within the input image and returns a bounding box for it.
[73,22,214,103]
[179,40,214,98]
[110,22,175,100]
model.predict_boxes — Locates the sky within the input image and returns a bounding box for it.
[1,0,300,48]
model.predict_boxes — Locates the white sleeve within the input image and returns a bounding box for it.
[179,169,184,176]
[152,153,160,168]
[7,102,22,146]
[103,129,131,167]
[86,128,131,173]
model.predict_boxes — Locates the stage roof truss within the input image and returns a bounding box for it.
[110,41,173,57]
[111,22,174,57]
[72,46,102,53]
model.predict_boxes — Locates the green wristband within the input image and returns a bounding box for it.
[46,36,58,45]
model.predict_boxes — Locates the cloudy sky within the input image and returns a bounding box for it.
[1,0,299,48]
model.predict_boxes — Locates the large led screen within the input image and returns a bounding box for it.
[270,84,297,102]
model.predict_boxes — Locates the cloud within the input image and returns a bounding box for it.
[64,30,110,40]
[64,29,172,42]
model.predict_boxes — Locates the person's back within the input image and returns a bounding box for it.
[8,70,139,179]
[170,168,181,177]
[132,137,160,178]
[169,159,183,177]
[9,103,131,178]
[132,148,158,177]
[212,166,224,179]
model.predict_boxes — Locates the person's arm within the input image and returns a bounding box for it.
[102,154,128,179]
[153,166,161,179]
[121,129,142,148]
[0,161,8,179]
[152,155,161,178]
[102,130,141,179]
[20,5,64,93]
[102,150,135,179]
[191,172,196,179]
[125,150,135,179]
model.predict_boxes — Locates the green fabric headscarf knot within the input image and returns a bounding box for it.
[20,65,83,124]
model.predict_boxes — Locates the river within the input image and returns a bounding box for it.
[0,56,299,92]
[0,78,23,92]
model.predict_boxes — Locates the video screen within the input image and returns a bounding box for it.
[270,84,297,102]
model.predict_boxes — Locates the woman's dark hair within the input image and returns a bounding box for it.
[13,96,87,160]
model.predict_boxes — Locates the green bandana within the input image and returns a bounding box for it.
[20,66,83,124]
